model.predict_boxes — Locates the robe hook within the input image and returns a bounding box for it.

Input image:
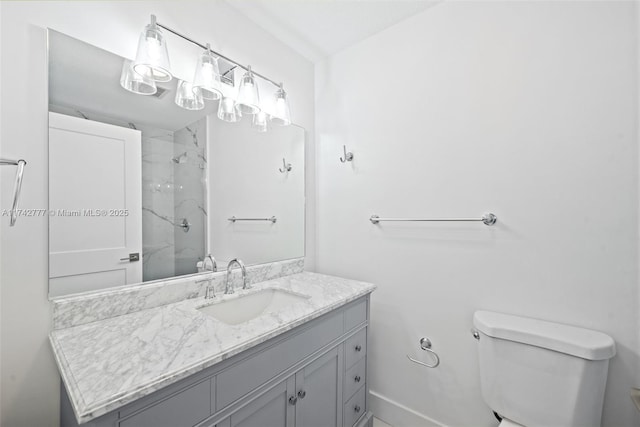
[279,158,292,173]
[340,145,354,163]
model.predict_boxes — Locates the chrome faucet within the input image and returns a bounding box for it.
[203,254,217,272]
[225,258,247,294]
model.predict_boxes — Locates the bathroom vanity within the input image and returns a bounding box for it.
[51,271,375,427]
[45,28,373,427]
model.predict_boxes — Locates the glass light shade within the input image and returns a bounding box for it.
[252,111,268,132]
[270,84,291,126]
[133,15,172,82]
[120,59,156,95]
[235,65,260,115]
[175,80,204,111]
[193,44,222,100]
[218,96,241,122]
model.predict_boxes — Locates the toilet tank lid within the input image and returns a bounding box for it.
[473,311,616,360]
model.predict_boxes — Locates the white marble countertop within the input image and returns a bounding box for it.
[49,272,376,424]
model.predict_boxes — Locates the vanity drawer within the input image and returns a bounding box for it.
[119,379,210,427]
[344,356,366,400]
[343,384,367,427]
[216,309,344,410]
[345,327,367,369]
[345,299,367,332]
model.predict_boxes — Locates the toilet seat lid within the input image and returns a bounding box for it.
[474,311,616,360]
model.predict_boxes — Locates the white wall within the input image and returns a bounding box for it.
[0,2,314,426]
[315,1,639,426]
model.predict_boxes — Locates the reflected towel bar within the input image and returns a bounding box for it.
[0,158,27,227]
[370,213,497,226]
[228,216,277,223]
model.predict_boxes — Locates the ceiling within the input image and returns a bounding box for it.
[224,0,442,62]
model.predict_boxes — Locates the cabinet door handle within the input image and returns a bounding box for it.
[297,390,307,399]
[354,405,361,413]
[289,396,298,406]
[354,375,361,383]
[355,344,362,352]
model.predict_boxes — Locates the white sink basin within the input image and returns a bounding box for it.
[198,289,310,325]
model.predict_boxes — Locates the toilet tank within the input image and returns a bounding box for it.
[473,311,616,427]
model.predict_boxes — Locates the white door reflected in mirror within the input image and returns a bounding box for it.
[48,112,142,296]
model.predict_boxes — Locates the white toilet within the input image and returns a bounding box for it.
[473,311,616,427]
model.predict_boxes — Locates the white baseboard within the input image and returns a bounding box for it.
[369,390,446,427]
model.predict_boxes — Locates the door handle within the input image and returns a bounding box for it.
[120,253,140,262]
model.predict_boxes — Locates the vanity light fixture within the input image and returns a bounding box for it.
[133,14,172,82]
[235,65,261,115]
[270,83,291,126]
[120,59,157,95]
[252,111,269,132]
[192,43,223,100]
[126,15,294,129]
[175,80,204,110]
[218,96,241,122]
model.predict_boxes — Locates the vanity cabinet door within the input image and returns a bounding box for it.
[294,347,342,427]
[228,377,295,427]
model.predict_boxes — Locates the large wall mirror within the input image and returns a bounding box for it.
[47,30,305,297]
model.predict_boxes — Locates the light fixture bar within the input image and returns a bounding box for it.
[156,21,281,88]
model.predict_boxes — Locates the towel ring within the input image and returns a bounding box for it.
[407,337,440,368]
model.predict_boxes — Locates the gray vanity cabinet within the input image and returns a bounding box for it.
[60,296,373,427]
[223,378,295,427]
[218,348,342,427]
[294,347,342,427]
[119,380,211,427]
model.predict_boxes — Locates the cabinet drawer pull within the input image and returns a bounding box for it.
[354,375,361,383]
[289,396,298,406]
[355,344,362,352]
[297,390,306,399]
[354,405,361,413]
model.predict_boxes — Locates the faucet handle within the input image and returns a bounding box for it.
[205,285,216,299]
[196,277,215,299]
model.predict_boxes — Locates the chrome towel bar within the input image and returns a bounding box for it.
[370,212,497,226]
[1,158,27,227]
[0,159,25,166]
[228,216,277,223]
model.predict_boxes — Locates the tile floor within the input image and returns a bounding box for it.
[373,417,394,427]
